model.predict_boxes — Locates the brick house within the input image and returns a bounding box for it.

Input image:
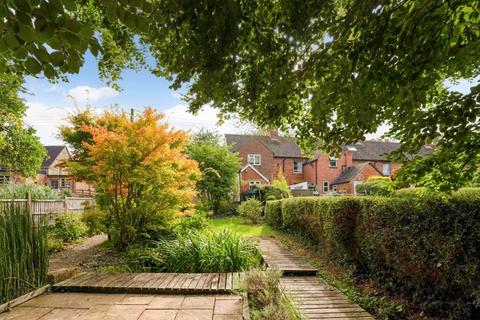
[0,145,93,196]
[225,132,307,193]
[226,133,433,195]
[303,141,434,194]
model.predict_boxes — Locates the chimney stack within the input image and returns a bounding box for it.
[269,128,280,142]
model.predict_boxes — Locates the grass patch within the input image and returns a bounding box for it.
[209,215,274,237]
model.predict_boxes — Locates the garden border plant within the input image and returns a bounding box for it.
[264,188,480,319]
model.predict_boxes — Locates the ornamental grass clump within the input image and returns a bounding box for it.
[0,184,65,200]
[131,230,261,273]
[0,204,48,304]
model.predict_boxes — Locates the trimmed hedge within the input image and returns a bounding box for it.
[265,189,480,318]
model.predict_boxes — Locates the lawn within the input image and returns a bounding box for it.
[209,215,274,238]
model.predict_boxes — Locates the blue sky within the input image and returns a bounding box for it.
[22,52,244,145]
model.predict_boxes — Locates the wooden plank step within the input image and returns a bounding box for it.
[257,238,318,275]
[52,272,243,294]
[281,277,374,320]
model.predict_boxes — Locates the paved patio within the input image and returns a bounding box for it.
[0,292,243,320]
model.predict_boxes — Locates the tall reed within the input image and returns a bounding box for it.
[0,204,48,304]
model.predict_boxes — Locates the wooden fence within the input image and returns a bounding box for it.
[0,197,95,224]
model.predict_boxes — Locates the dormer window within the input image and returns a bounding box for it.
[248,154,261,165]
[329,157,338,168]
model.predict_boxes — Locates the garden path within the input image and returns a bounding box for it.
[49,234,120,271]
[257,237,374,320]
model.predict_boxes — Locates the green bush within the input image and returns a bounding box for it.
[264,200,283,228]
[174,210,210,235]
[50,212,87,242]
[0,204,48,303]
[0,184,64,200]
[129,230,261,273]
[267,189,480,319]
[47,233,65,253]
[238,198,263,224]
[356,176,394,196]
[81,210,108,236]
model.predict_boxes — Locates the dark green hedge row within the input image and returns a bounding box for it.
[265,189,480,319]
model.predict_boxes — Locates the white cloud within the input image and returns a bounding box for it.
[66,86,118,107]
[162,104,245,135]
[25,101,106,145]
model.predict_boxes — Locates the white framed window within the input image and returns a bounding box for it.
[249,180,261,190]
[247,154,261,165]
[382,163,391,176]
[293,161,302,173]
[332,185,337,192]
[329,157,338,168]
[323,181,329,192]
[0,175,10,185]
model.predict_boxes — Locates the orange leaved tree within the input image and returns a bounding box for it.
[78,108,199,249]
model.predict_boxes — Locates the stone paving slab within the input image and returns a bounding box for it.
[0,293,244,320]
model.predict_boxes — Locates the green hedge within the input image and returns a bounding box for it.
[265,189,480,318]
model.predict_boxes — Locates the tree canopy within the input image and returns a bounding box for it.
[2,0,479,189]
[64,108,199,248]
[0,75,45,176]
[186,130,241,214]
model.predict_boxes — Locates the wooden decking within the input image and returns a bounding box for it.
[53,272,244,294]
[257,238,318,275]
[256,238,373,320]
[281,277,374,320]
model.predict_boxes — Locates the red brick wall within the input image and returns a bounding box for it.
[303,152,353,192]
[240,166,269,193]
[235,139,275,181]
[273,158,305,185]
[353,160,402,177]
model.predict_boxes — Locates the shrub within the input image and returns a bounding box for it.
[267,189,480,319]
[174,210,209,235]
[238,198,263,224]
[264,200,283,228]
[356,176,394,196]
[47,233,65,253]
[0,184,64,200]
[81,210,108,236]
[130,230,261,273]
[50,212,87,242]
[243,269,303,320]
[0,204,48,303]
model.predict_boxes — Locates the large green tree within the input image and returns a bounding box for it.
[0,76,45,176]
[2,0,478,189]
[187,130,241,214]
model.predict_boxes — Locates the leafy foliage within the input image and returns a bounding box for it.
[81,209,108,236]
[186,130,241,214]
[49,212,87,242]
[0,75,45,176]
[0,204,47,303]
[238,198,263,224]
[0,184,65,200]
[266,190,480,318]
[174,210,210,235]
[127,230,261,273]
[356,176,394,196]
[243,269,303,320]
[65,108,199,249]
